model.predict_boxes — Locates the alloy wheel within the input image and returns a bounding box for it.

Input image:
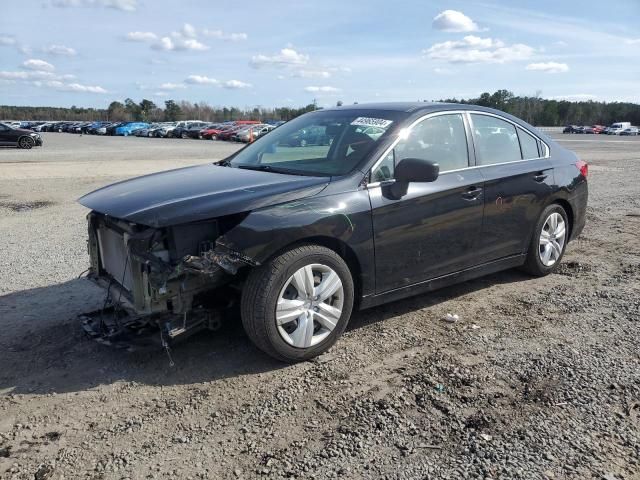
[276,264,344,348]
[539,212,566,267]
[19,137,34,149]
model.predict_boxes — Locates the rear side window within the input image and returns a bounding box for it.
[471,114,521,165]
[517,128,540,159]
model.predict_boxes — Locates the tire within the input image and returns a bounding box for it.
[521,204,569,276]
[181,132,188,139]
[300,139,307,147]
[241,244,355,362]
[18,136,34,149]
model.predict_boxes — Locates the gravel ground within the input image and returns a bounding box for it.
[0,132,639,480]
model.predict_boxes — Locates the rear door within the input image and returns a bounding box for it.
[369,113,485,293]
[468,112,554,262]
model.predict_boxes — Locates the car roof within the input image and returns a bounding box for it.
[321,101,490,113]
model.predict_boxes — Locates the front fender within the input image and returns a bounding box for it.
[217,189,376,297]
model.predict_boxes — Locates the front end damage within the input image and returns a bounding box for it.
[81,211,257,352]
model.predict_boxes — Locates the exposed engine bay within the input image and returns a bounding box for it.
[81,211,258,353]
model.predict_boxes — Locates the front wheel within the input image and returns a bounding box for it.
[521,204,569,276]
[241,245,354,362]
[18,136,34,149]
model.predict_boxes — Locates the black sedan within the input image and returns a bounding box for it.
[79,103,588,362]
[0,122,43,149]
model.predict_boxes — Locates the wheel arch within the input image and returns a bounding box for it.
[257,235,364,307]
[550,198,574,241]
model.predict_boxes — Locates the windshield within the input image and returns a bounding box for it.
[228,109,406,176]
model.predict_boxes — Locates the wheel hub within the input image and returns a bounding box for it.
[276,264,344,349]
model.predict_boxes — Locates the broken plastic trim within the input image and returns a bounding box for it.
[129,237,258,283]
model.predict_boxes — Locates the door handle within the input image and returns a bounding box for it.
[461,186,483,200]
[533,172,549,182]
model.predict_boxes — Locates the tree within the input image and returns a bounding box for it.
[124,98,141,121]
[138,99,156,122]
[164,100,182,121]
[107,101,127,121]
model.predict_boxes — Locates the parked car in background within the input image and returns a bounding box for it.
[233,124,275,143]
[171,121,208,138]
[78,103,588,361]
[115,122,149,136]
[607,122,631,135]
[0,122,43,149]
[620,127,639,136]
[200,124,234,140]
[563,125,579,133]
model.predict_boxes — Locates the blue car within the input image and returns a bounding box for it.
[115,122,150,136]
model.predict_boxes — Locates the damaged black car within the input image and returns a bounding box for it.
[78,103,588,362]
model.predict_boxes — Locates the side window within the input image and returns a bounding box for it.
[371,114,469,182]
[518,128,540,159]
[471,114,521,165]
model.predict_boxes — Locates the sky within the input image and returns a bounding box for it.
[1,0,639,109]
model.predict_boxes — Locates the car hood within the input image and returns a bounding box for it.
[14,128,35,135]
[78,164,330,227]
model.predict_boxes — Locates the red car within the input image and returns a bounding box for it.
[217,124,250,141]
[201,121,261,140]
[200,125,233,140]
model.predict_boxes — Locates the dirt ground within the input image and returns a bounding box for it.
[0,133,638,480]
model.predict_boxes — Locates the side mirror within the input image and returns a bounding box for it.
[394,158,439,183]
[382,158,439,200]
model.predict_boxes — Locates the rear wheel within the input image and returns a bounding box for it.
[521,204,569,276]
[18,136,34,149]
[181,132,188,139]
[241,245,354,362]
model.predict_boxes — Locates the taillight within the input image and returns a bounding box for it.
[576,159,588,178]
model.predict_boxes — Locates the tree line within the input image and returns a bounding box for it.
[439,90,640,126]
[1,91,639,126]
[0,99,320,123]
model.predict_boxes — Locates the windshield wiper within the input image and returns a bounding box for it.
[216,159,232,167]
[236,164,309,176]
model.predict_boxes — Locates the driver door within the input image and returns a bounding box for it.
[368,113,485,293]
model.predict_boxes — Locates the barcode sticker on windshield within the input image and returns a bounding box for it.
[350,117,393,128]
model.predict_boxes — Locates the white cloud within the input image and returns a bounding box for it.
[304,86,341,93]
[50,81,107,93]
[222,80,252,89]
[433,10,480,32]
[434,67,453,75]
[23,59,55,72]
[625,38,640,45]
[126,31,157,42]
[425,35,534,64]
[250,48,309,68]
[160,82,186,89]
[0,71,55,80]
[0,35,16,46]
[43,44,77,56]
[182,23,197,38]
[185,75,218,85]
[152,36,208,51]
[51,0,138,11]
[294,69,331,79]
[154,91,168,97]
[526,62,569,73]
[202,29,248,41]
